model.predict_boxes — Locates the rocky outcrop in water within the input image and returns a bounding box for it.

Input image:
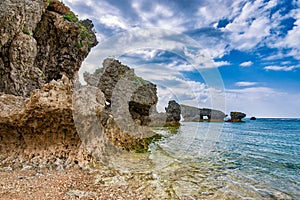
[181,105,227,122]
[0,0,175,167]
[165,100,181,126]
[148,100,181,127]
[226,112,246,122]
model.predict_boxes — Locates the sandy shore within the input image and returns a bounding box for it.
[0,166,156,200]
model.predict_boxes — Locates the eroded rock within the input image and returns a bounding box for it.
[227,112,246,122]
[0,76,93,168]
[181,104,227,122]
[0,0,98,97]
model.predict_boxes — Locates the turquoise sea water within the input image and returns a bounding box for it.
[146,118,300,199]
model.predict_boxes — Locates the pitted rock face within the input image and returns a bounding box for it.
[0,0,98,167]
[0,76,93,167]
[0,0,98,97]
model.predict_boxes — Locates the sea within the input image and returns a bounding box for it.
[110,118,300,199]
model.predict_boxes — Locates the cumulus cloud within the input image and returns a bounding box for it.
[264,65,300,71]
[213,61,231,67]
[235,81,258,87]
[240,61,253,67]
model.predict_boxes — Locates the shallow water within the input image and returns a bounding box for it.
[110,119,300,199]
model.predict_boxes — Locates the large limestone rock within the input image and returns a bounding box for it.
[0,0,97,97]
[84,58,158,126]
[0,76,93,167]
[0,0,98,167]
[181,104,227,122]
[82,58,162,153]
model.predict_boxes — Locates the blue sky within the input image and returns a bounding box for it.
[65,0,300,118]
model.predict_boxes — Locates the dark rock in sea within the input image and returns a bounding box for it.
[250,117,256,120]
[180,105,227,122]
[165,100,181,126]
[226,112,247,122]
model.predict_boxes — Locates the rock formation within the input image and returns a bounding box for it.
[0,0,98,167]
[149,100,181,127]
[0,0,97,97]
[180,105,227,122]
[227,112,247,122]
[0,0,175,167]
[84,58,158,126]
[250,117,256,120]
[165,100,181,126]
[0,76,93,168]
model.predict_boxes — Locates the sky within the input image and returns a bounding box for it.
[64,0,300,118]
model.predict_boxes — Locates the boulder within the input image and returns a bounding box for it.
[149,100,181,127]
[227,112,247,122]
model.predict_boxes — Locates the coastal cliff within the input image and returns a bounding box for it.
[0,0,98,167]
[0,0,97,97]
[0,0,162,168]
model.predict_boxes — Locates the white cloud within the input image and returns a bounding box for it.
[235,81,258,87]
[264,65,300,71]
[131,1,186,32]
[213,61,231,67]
[240,61,253,67]
[99,14,128,29]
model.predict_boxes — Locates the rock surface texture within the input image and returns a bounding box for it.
[181,104,227,122]
[0,0,98,167]
[0,0,97,97]
[0,76,93,168]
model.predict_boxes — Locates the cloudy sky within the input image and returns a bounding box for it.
[65,0,300,118]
